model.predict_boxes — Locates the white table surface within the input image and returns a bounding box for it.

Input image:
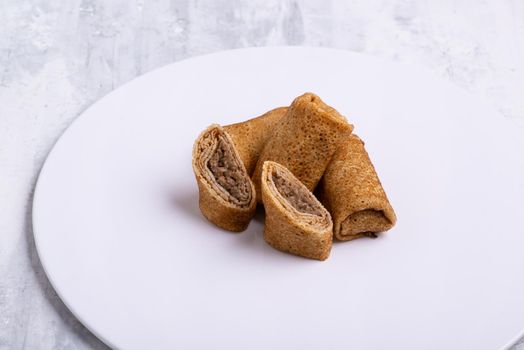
[1,1,523,349]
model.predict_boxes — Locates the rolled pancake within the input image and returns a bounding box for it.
[192,124,256,232]
[319,134,397,241]
[252,93,353,201]
[224,107,287,175]
[261,161,333,261]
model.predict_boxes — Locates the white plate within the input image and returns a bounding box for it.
[33,47,524,350]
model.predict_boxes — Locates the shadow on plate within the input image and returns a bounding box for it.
[168,186,301,261]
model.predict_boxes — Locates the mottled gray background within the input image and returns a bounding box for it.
[1,0,523,349]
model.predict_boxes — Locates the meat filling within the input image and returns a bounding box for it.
[208,136,250,203]
[272,171,322,216]
[342,209,390,236]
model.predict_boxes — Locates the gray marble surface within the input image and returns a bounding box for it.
[1,1,523,349]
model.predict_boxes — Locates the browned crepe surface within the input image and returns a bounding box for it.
[261,161,333,261]
[319,134,396,241]
[252,93,353,201]
[192,124,256,232]
[224,107,287,175]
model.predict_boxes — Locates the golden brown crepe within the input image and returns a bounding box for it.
[252,93,353,201]
[224,107,287,175]
[261,161,333,261]
[192,124,256,232]
[319,134,397,241]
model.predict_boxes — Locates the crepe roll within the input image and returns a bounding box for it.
[224,107,287,175]
[261,161,333,261]
[192,124,256,232]
[320,134,397,241]
[252,93,353,201]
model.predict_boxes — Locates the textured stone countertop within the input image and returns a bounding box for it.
[1,1,523,349]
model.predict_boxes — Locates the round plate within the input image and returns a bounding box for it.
[33,47,524,350]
